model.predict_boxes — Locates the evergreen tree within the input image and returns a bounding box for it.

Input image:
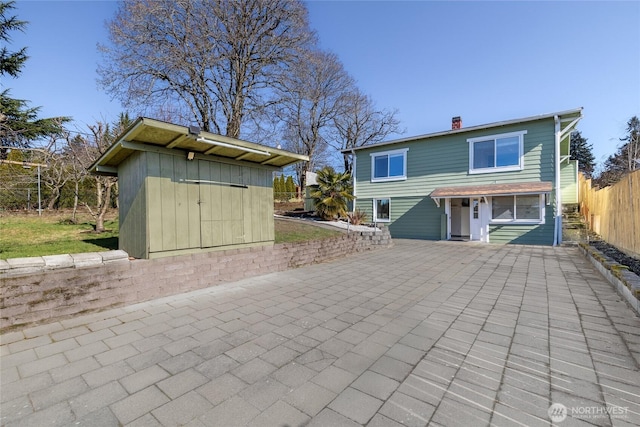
[0,1,26,78]
[570,131,595,178]
[0,1,69,154]
[273,174,281,196]
[620,116,640,171]
[285,175,295,197]
[279,175,286,198]
[594,116,640,187]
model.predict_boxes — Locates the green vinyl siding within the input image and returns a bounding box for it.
[488,198,555,245]
[354,118,558,245]
[356,196,444,239]
[560,160,578,204]
[488,223,553,245]
[356,120,555,199]
[390,197,443,239]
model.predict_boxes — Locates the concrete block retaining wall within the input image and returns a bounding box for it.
[578,243,640,315]
[0,228,392,332]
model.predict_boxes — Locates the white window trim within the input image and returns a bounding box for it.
[370,148,408,182]
[489,194,545,225]
[373,198,391,222]
[468,131,527,174]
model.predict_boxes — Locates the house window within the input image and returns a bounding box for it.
[370,149,408,182]
[491,195,543,223]
[374,198,390,222]
[468,131,526,174]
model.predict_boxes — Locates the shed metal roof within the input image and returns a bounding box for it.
[90,117,309,176]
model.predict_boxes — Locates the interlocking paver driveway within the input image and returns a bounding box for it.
[2,240,640,426]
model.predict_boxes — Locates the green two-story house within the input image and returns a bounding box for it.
[343,108,583,246]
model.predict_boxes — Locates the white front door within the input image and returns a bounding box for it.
[469,198,482,241]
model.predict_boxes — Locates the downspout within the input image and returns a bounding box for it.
[351,148,357,213]
[554,115,562,246]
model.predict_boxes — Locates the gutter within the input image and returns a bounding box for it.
[552,109,583,245]
[554,115,562,246]
[351,148,357,213]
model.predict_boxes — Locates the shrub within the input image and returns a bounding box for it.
[347,209,368,225]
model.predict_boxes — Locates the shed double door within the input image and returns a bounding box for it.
[198,160,245,248]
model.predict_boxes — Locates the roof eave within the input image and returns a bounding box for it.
[342,107,584,154]
[429,182,554,198]
[89,117,308,173]
[88,117,146,174]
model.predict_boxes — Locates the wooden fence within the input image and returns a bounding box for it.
[579,170,640,258]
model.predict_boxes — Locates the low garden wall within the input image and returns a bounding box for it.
[579,243,640,315]
[0,227,392,332]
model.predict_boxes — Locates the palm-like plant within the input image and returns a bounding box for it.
[311,166,355,221]
[347,209,368,225]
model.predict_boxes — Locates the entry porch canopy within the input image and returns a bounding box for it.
[90,117,308,175]
[429,182,553,207]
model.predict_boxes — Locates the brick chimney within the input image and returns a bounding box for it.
[452,116,462,130]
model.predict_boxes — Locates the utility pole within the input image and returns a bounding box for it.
[37,164,42,216]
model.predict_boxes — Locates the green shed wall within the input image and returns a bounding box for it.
[118,151,275,258]
[118,152,148,259]
[354,119,557,245]
[146,153,201,253]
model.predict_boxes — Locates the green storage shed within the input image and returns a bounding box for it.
[90,117,308,259]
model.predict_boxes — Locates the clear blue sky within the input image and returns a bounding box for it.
[6,1,640,171]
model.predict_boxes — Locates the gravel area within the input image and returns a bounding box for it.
[590,240,640,276]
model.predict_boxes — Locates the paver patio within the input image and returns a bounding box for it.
[1,240,640,426]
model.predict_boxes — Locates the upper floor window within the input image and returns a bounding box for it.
[468,131,526,174]
[370,148,408,182]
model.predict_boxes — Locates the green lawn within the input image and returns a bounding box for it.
[0,214,118,259]
[0,214,341,259]
[274,218,341,243]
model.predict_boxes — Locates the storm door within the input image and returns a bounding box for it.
[469,197,482,241]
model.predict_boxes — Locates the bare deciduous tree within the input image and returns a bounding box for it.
[98,0,313,139]
[332,91,403,174]
[63,133,92,221]
[66,115,131,232]
[68,124,115,232]
[40,136,70,210]
[277,49,354,188]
